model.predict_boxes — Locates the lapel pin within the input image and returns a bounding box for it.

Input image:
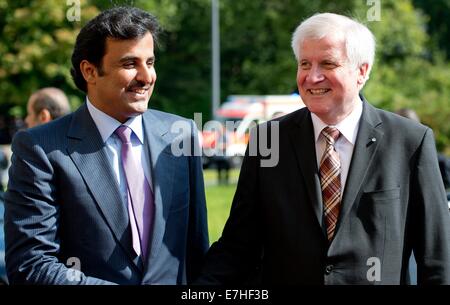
[371,137,376,142]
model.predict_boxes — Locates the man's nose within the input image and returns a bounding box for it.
[136,65,155,85]
[306,65,325,83]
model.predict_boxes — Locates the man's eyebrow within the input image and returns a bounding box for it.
[119,56,155,63]
[321,58,338,62]
[119,56,137,63]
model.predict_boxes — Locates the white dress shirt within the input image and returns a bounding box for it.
[86,98,153,207]
[311,100,363,195]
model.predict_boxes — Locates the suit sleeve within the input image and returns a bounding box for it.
[195,126,263,285]
[4,130,116,285]
[411,128,450,284]
[185,120,210,283]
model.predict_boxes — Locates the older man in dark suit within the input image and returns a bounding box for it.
[4,7,208,284]
[197,13,450,284]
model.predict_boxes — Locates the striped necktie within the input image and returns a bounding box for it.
[320,126,341,242]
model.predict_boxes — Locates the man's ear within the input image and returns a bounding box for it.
[357,63,369,86]
[38,109,52,124]
[80,60,99,86]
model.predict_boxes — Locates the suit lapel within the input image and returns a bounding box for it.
[66,104,139,267]
[141,111,176,270]
[288,110,324,229]
[336,100,383,234]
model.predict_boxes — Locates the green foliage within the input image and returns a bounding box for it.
[144,0,213,120]
[413,0,450,59]
[0,0,99,115]
[358,0,429,61]
[364,58,450,153]
[353,0,450,153]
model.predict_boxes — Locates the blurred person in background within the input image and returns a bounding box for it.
[25,87,71,128]
[395,108,450,190]
[0,149,7,192]
[0,136,8,285]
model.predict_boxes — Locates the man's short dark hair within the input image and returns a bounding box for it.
[70,6,160,93]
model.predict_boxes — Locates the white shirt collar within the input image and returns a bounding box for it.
[86,97,144,144]
[311,98,363,145]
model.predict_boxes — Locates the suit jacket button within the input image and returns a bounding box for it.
[325,264,333,275]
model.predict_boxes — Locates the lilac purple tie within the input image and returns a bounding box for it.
[115,125,154,260]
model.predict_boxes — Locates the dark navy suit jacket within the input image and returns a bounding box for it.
[4,104,209,284]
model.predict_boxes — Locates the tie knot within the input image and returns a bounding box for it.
[322,126,340,145]
[115,125,133,144]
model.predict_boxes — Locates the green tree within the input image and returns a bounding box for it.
[413,0,450,59]
[352,0,450,153]
[141,0,213,120]
[0,0,99,116]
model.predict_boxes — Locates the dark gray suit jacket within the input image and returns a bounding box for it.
[4,104,209,284]
[198,98,450,285]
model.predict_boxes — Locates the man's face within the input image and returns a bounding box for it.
[25,99,40,128]
[88,32,156,123]
[296,34,367,124]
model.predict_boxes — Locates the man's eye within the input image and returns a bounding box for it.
[123,63,135,68]
[323,62,337,69]
[300,62,310,69]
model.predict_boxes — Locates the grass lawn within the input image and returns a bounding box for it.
[203,169,240,244]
